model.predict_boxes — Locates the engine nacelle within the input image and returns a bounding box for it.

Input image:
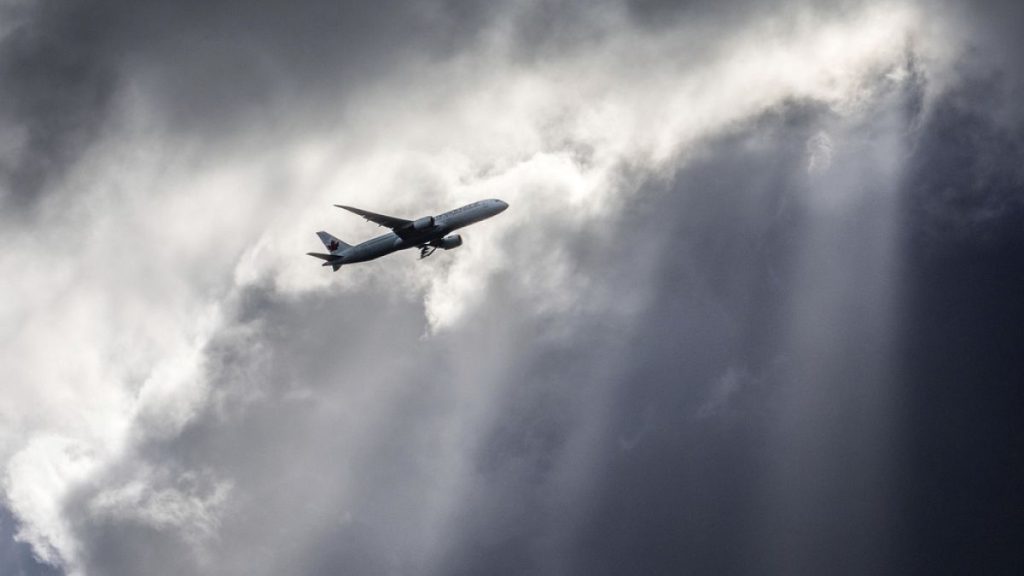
[437,234,463,250]
[412,216,435,231]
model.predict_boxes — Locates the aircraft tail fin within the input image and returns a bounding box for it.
[316,231,351,253]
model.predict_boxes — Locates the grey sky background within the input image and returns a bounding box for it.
[2,1,1022,575]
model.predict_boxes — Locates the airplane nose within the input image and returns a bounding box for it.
[496,199,509,212]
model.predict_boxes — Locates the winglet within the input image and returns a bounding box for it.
[334,205,365,218]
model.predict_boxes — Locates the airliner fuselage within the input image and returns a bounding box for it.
[308,199,508,270]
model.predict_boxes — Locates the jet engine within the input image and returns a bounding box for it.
[436,234,463,250]
[412,216,435,230]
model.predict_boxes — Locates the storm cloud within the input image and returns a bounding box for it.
[2,0,1023,575]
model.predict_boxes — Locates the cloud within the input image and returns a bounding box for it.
[3,0,1023,575]
[0,0,119,210]
[87,469,231,546]
[0,506,61,576]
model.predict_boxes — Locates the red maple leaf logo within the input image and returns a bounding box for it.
[328,240,339,251]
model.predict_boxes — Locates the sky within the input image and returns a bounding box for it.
[1,0,1022,574]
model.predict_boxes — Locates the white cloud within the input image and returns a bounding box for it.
[4,435,100,568]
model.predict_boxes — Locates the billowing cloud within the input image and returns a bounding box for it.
[2,0,1023,575]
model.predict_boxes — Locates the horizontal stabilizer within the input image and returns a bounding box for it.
[306,252,340,262]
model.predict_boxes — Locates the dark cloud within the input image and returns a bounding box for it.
[893,29,1024,573]
[0,1,118,209]
[893,63,1024,574]
[108,0,494,135]
[434,95,906,575]
[0,0,491,211]
[893,225,1024,574]
[431,65,1024,576]
[5,1,1024,575]
[907,79,1024,243]
[944,0,1024,122]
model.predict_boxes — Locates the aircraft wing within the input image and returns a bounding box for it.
[335,205,412,230]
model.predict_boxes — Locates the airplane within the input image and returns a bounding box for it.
[307,198,509,271]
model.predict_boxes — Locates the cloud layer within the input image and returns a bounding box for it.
[3,0,1023,574]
